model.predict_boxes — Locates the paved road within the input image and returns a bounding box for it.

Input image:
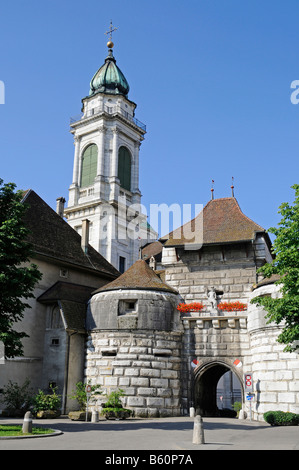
[0,415,298,452]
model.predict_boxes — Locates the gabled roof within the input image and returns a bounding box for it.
[161,197,269,247]
[21,190,119,279]
[93,259,177,294]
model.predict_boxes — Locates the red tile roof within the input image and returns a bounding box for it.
[161,197,267,247]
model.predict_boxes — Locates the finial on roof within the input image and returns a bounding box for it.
[231,177,235,197]
[105,20,118,49]
[211,180,214,200]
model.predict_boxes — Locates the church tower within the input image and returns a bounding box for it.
[65,25,152,272]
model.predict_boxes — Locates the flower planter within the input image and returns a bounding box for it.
[36,410,61,419]
[103,408,132,420]
[68,411,91,421]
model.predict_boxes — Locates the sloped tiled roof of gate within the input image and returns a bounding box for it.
[160,197,268,247]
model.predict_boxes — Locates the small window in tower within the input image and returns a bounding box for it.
[119,256,126,274]
[118,300,138,316]
[51,338,60,346]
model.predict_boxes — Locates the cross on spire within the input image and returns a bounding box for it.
[105,21,118,42]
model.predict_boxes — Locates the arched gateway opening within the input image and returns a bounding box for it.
[194,362,243,417]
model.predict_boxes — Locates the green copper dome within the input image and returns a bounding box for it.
[89,49,130,98]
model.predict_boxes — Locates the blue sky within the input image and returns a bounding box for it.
[1,0,298,238]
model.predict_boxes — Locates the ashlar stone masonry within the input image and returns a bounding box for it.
[85,260,184,417]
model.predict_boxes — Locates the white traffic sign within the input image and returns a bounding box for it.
[244,373,253,392]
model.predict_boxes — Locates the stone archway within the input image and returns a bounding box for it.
[194,361,243,417]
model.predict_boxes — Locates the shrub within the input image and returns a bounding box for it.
[102,388,125,409]
[233,401,242,415]
[0,378,33,413]
[264,411,299,426]
[32,384,61,414]
[68,381,102,411]
[100,388,132,417]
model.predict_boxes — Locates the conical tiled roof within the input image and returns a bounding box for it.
[93,259,177,294]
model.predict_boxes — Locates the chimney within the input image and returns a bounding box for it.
[56,197,66,217]
[81,219,90,254]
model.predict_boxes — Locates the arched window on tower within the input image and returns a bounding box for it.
[118,146,131,191]
[80,144,98,187]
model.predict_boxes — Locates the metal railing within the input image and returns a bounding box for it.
[70,104,146,131]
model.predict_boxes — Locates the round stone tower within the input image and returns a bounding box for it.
[247,275,299,420]
[85,259,184,417]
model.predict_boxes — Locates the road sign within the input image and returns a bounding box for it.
[244,373,253,392]
[86,384,92,394]
[233,359,242,368]
[246,393,255,401]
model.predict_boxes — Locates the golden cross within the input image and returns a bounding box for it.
[105,21,118,42]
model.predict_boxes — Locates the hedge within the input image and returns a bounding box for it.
[263,411,299,426]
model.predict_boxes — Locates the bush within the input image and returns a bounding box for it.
[0,378,33,415]
[233,401,242,413]
[100,388,132,419]
[264,411,299,426]
[102,388,125,409]
[32,384,61,415]
[68,381,102,411]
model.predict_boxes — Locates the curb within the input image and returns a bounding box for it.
[0,429,63,439]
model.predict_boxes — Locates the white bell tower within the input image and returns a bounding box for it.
[65,25,154,272]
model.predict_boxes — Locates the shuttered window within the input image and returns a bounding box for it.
[80,144,98,187]
[118,146,131,191]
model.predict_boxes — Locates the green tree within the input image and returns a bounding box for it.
[251,184,299,352]
[0,179,42,357]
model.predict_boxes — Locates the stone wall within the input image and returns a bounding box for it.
[247,284,299,420]
[85,330,183,417]
[163,244,258,305]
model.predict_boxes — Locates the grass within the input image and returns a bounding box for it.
[0,425,54,436]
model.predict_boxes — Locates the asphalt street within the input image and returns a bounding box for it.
[0,415,298,453]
